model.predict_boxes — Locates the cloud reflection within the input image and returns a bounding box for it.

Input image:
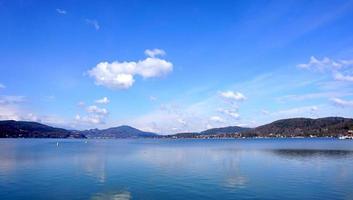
[91,191,131,200]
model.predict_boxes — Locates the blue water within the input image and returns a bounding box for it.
[0,138,353,200]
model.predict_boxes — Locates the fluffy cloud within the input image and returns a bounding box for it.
[88,49,173,89]
[330,98,353,107]
[86,19,100,30]
[144,49,166,58]
[95,97,110,104]
[76,104,109,125]
[56,8,67,15]
[220,91,246,101]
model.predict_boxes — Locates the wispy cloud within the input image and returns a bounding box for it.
[220,91,246,101]
[85,19,100,30]
[144,49,166,58]
[0,83,5,89]
[277,91,352,102]
[334,72,353,82]
[218,108,240,119]
[297,56,342,71]
[0,95,25,105]
[298,56,353,83]
[330,97,353,107]
[149,96,157,101]
[56,8,67,15]
[77,101,85,107]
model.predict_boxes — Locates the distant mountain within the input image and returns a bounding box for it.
[0,120,85,138]
[166,126,251,138]
[81,125,158,138]
[200,126,251,135]
[1,117,352,139]
[243,117,353,137]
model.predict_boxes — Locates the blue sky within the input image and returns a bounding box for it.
[1,0,353,133]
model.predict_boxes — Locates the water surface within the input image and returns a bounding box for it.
[0,138,353,200]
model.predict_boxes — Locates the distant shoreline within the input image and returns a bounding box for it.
[0,136,351,140]
[1,117,353,139]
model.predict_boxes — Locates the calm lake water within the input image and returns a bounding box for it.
[0,138,353,200]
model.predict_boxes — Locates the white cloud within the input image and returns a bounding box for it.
[298,56,353,83]
[0,105,22,121]
[75,114,104,125]
[144,49,166,58]
[206,124,213,129]
[330,98,353,107]
[88,49,173,89]
[297,56,342,71]
[275,105,319,117]
[0,83,5,89]
[210,116,225,123]
[86,105,108,115]
[218,108,240,118]
[177,118,187,126]
[333,72,353,82]
[117,100,213,134]
[261,109,270,115]
[95,97,110,104]
[136,57,172,78]
[0,98,45,123]
[277,91,353,102]
[220,91,246,101]
[149,96,157,101]
[86,19,100,30]
[0,96,25,104]
[77,101,85,107]
[75,104,109,125]
[56,8,67,15]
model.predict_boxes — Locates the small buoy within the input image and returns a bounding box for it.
[56,142,59,147]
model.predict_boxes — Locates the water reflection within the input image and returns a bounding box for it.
[1,139,353,200]
[91,191,131,200]
[270,149,353,159]
[135,146,250,190]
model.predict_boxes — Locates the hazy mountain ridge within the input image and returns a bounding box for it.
[0,120,85,138]
[80,125,158,138]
